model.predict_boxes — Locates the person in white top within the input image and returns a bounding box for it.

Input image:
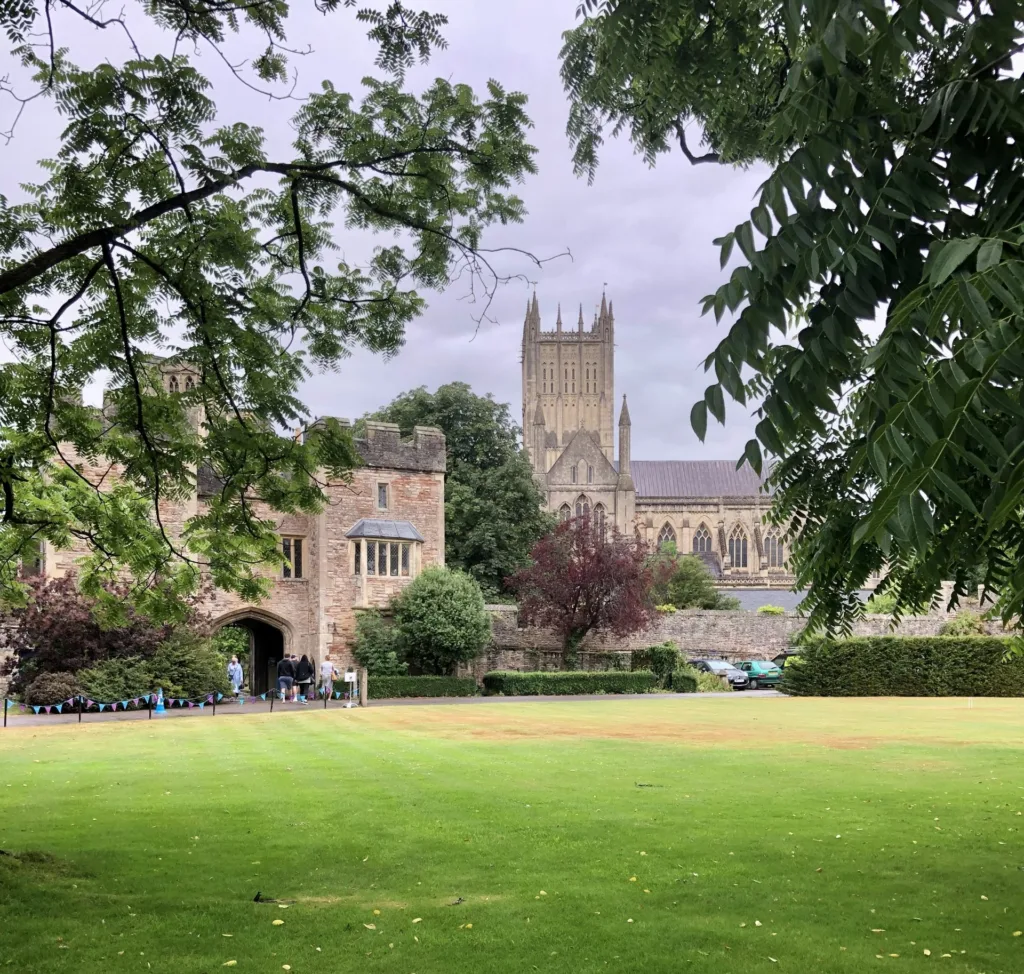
[320,654,338,699]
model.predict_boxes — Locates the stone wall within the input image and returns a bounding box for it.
[464,604,1003,680]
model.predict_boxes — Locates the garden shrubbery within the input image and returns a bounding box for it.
[781,636,1024,696]
[631,642,681,687]
[483,670,658,695]
[367,676,478,699]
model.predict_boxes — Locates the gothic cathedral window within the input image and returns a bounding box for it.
[728,526,749,569]
[765,531,785,568]
[168,375,179,393]
[593,503,606,540]
[575,494,590,518]
[559,503,571,521]
[692,524,713,554]
[571,465,578,484]
[657,523,676,549]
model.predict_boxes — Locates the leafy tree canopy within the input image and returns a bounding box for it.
[563,0,1024,634]
[366,382,553,599]
[509,516,655,664]
[0,1,539,620]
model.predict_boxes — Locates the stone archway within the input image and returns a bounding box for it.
[213,609,294,696]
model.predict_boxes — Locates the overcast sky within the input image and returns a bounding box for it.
[2,1,771,462]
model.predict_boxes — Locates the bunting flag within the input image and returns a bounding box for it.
[216,693,224,702]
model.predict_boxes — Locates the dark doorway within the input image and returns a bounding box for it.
[221,619,285,695]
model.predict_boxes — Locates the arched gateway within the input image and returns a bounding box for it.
[213,609,293,696]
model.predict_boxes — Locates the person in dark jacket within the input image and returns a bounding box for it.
[276,654,295,700]
[295,654,314,704]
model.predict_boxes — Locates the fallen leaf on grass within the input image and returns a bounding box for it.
[373,909,381,916]
[272,919,285,926]
[282,966,290,971]
[1014,931,1022,937]
[923,949,931,956]
[222,934,233,938]
[629,877,637,882]
[539,891,547,896]
[363,924,376,930]
[627,919,633,924]
[755,921,762,927]
[278,904,289,909]
[222,963,237,968]
[981,895,989,901]
[412,918,422,924]
[871,929,885,933]
[769,958,777,963]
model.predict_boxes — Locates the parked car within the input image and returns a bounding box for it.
[738,660,782,689]
[691,659,749,690]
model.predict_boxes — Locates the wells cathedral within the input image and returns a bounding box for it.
[521,292,794,587]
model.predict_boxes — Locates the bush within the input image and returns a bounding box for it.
[392,567,490,675]
[864,591,897,614]
[758,604,785,615]
[78,657,152,702]
[367,675,478,699]
[693,669,733,692]
[352,610,407,675]
[939,611,987,636]
[669,668,698,692]
[655,604,677,613]
[482,670,659,695]
[631,642,680,687]
[147,633,231,699]
[23,671,79,705]
[780,636,1024,696]
[713,593,742,610]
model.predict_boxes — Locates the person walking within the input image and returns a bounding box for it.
[295,654,314,704]
[227,655,244,696]
[276,654,295,701]
[320,653,338,701]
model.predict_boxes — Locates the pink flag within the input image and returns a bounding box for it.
[188,701,195,709]
[44,706,51,714]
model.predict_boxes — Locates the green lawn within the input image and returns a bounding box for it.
[2,697,1023,973]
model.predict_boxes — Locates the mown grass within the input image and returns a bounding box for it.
[1,696,1023,973]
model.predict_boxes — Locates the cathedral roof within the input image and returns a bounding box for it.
[623,460,769,498]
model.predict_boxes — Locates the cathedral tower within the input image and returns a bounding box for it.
[521,291,615,471]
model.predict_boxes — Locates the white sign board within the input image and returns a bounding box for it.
[343,670,358,683]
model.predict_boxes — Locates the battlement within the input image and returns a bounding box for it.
[355,421,447,473]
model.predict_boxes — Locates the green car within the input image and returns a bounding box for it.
[738,660,783,689]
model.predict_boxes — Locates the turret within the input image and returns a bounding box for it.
[617,394,633,490]
[556,300,562,334]
[532,398,547,475]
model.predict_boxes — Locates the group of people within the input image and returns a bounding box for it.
[225,652,341,702]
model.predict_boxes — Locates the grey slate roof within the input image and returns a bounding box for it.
[345,518,424,542]
[626,460,769,499]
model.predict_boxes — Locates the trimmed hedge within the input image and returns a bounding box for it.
[780,636,1024,697]
[670,670,698,693]
[367,676,478,699]
[482,670,659,696]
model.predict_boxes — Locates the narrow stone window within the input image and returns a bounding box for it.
[377,483,388,509]
[282,537,304,579]
[354,541,361,575]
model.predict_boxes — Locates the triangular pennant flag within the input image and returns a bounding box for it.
[66,697,75,706]
[55,704,62,714]
[142,694,150,704]
[188,701,195,709]
[132,698,139,706]
[260,693,267,700]
[109,702,118,712]
[216,693,223,701]
[33,706,41,714]
[98,703,106,711]
[121,700,128,708]
[207,695,213,704]
[44,705,51,714]
[87,699,95,708]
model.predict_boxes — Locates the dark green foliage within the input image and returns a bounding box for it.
[781,637,1024,697]
[482,670,658,696]
[0,3,539,619]
[367,676,477,699]
[566,1,1024,636]
[352,610,408,676]
[78,658,153,703]
[147,634,232,700]
[652,551,738,610]
[669,669,698,693]
[23,671,78,706]
[392,567,491,675]
[631,642,680,687]
[367,383,553,600]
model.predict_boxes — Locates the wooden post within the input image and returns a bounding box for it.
[212,693,217,716]
[3,698,7,728]
[359,667,368,707]
[78,695,82,723]
[270,689,275,712]
[148,694,153,720]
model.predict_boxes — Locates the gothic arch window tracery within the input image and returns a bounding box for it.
[594,503,606,540]
[559,503,571,521]
[575,494,590,519]
[168,375,179,393]
[692,524,713,554]
[657,523,677,549]
[765,530,785,568]
[184,375,195,392]
[728,525,749,569]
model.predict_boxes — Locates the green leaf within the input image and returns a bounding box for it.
[690,400,708,442]
[976,238,1004,272]
[929,237,981,287]
[705,383,726,424]
[742,437,763,474]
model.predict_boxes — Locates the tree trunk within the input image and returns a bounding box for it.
[564,630,586,671]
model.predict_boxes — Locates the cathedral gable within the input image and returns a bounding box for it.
[546,429,618,487]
